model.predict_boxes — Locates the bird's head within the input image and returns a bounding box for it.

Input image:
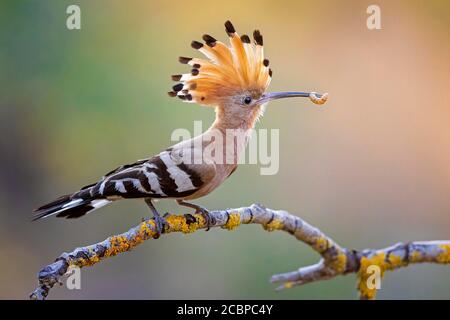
[169,21,327,128]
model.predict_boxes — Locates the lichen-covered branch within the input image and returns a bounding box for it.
[29,203,450,300]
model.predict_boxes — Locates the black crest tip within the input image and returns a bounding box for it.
[171,74,182,81]
[240,35,251,44]
[202,34,217,47]
[173,83,184,92]
[168,91,177,97]
[179,56,192,64]
[263,59,269,67]
[268,68,273,77]
[253,30,263,46]
[224,20,236,35]
[191,69,199,76]
[191,41,203,50]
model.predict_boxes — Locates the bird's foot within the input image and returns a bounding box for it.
[152,214,168,239]
[195,206,215,231]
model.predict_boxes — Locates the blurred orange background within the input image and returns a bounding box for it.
[0,0,449,299]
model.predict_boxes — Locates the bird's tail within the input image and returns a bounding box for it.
[32,188,111,220]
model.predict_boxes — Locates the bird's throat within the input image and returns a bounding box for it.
[212,104,263,132]
[202,105,263,166]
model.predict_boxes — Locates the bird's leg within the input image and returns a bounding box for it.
[176,200,214,231]
[145,198,167,238]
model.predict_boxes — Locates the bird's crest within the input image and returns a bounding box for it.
[169,20,272,106]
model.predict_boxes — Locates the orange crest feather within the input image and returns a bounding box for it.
[169,21,272,106]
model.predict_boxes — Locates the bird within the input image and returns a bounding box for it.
[33,20,327,236]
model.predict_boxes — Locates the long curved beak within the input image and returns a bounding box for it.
[257,91,328,105]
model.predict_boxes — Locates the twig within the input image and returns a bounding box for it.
[29,203,450,300]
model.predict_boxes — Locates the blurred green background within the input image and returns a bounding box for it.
[0,0,449,299]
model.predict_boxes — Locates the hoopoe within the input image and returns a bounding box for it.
[33,21,327,236]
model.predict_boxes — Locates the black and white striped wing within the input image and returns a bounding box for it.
[89,150,211,199]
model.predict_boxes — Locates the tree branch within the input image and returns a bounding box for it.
[29,203,450,300]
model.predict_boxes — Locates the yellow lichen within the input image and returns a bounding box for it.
[84,255,100,266]
[437,244,450,264]
[222,212,241,230]
[358,244,450,299]
[330,252,347,274]
[139,221,156,238]
[357,251,407,300]
[410,250,422,263]
[357,252,386,300]
[75,213,210,272]
[73,258,86,267]
[263,218,284,232]
[165,214,202,233]
[314,236,329,253]
[311,237,347,273]
[105,235,132,257]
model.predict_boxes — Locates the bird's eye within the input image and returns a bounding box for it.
[243,96,252,105]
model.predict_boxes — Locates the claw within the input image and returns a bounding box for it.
[152,215,168,239]
[176,200,215,231]
[195,206,214,231]
[144,199,168,239]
